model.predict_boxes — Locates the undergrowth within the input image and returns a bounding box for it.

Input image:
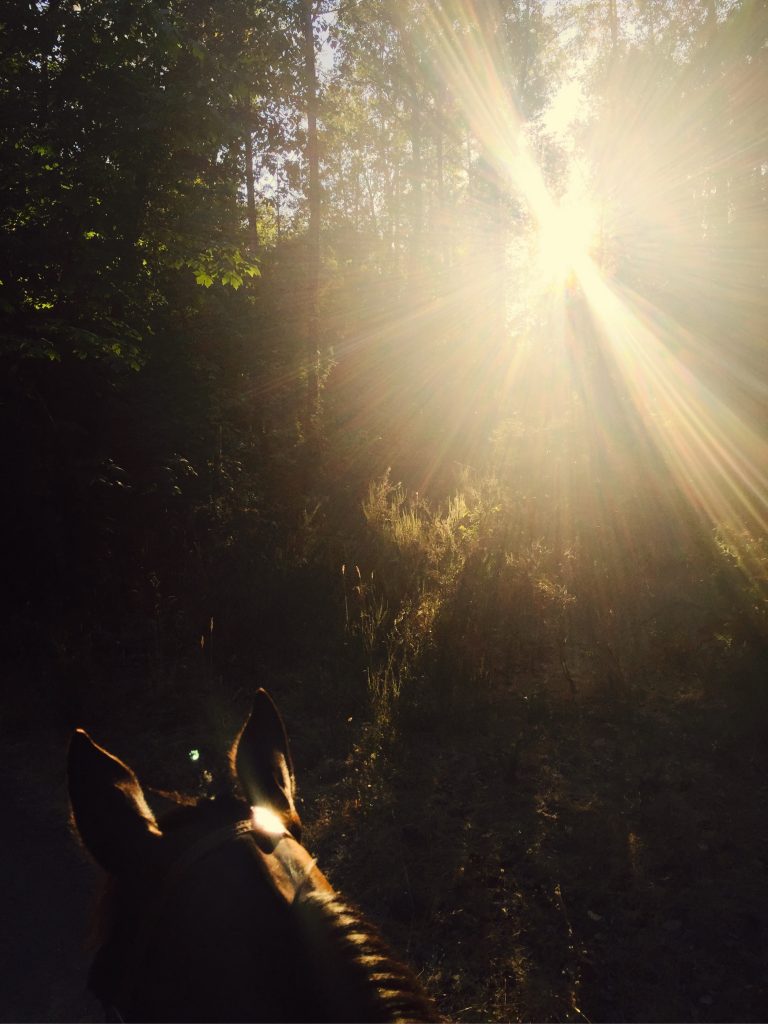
[341,466,768,734]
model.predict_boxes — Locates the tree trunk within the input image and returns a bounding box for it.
[243,111,259,253]
[435,102,444,207]
[406,45,423,268]
[434,93,447,267]
[409,102,423,261]
[301,0,320,424]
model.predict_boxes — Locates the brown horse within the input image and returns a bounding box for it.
[69,690,439,1023]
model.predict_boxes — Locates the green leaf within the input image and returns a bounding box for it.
[221,270,243,289]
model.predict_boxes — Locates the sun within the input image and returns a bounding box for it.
[536,194,601,283]
[504,145,603,288]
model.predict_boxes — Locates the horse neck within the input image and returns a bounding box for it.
[96,808,437,1023]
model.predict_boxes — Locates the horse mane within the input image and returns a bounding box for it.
[294,889,440,1024]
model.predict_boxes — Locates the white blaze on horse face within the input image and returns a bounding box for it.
[251,805,286,836]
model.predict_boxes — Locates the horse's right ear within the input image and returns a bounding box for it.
[68,729,161,874]
[231,689,302,839]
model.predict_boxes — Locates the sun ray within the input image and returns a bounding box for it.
[407,0,768,592]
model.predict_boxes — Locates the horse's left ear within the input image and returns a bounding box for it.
[68,729,161,874]
[231,689,302,839]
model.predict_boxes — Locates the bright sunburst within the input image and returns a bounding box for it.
[536,195,600,282]
[327,1,768,594]
[400,0,768,591]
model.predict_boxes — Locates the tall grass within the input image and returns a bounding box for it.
[343,470,575,722]
[340,459,768,725]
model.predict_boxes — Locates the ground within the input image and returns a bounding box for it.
[3,669,766,1022]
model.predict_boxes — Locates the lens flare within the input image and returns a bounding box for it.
[251,805,287,836]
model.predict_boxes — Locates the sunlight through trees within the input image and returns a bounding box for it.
[2,5,767,1019]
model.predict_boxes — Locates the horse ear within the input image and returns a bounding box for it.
[231,689,301,838]
[68,729,161,873]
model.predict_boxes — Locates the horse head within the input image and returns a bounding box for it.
[69,690,438,1023]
